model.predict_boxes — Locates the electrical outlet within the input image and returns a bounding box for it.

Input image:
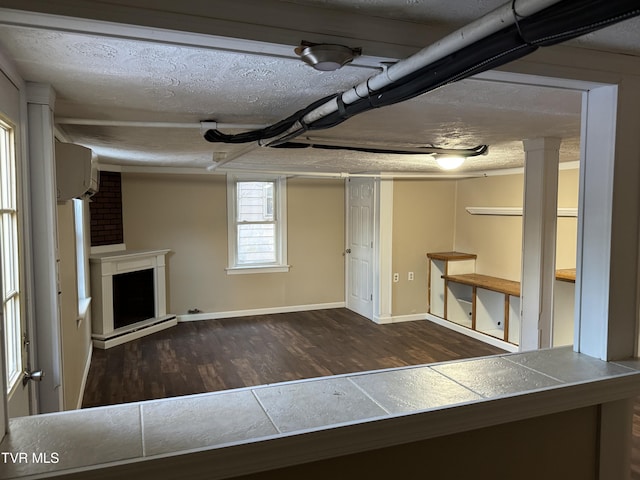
[408,272,414,281]
[393,273,399,283]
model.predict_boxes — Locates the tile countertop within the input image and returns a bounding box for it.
[2,347,640,479]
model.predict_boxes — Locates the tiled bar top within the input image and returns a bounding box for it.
[2,347,640,479]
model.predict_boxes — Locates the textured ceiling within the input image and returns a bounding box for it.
[0,26,373,123]
[0,0,634,174]
[286,0,640,56]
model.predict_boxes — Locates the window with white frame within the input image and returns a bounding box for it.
[73,198,91,317]
[227,174,288,273]
[0,118,22,393]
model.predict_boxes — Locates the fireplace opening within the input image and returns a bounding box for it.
[113,268,155,329]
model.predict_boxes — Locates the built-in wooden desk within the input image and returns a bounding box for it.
[442,273,521,344]
[446,270,574,291]
[427,251,576,347]
[443,273,521,297]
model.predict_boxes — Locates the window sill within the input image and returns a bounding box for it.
[226,265,290,275]
[78,297,92,317]
[76,297,92,327]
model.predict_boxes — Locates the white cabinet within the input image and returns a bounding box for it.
[429,258,446,317]
[475,288,506,338]
[508,296,521,345]
[427,252,476,317]
[446,282,473,328]
[428,252,521,346]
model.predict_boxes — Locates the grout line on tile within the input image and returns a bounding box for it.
[501,355,566,383]
[139,404,147,457]
[426,366,488,398]
[346,377,391,415]
[609,361,640,372]
[250,389,282,434]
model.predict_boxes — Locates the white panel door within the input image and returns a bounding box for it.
[346,178,374,319]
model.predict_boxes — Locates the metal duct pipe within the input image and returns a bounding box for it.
[305,0,562,125]
[204,0,639,148]
[205,0,561,146]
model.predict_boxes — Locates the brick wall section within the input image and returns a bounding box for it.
[90,171,124,246]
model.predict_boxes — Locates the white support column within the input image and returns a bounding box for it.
[26,83,63,413]
[572,80,640,480]
[520,137,561,351]
[576,82,640,361]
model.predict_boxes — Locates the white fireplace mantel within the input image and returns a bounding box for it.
[89,248,176,349]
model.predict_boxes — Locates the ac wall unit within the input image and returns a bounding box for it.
[55,143,99,201]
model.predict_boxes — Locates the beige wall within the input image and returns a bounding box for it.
[57,201,93,410]
[454,168,579,281]
[121,174,345,315]
[454,174,525,281]
[120,168,577,318]
[391,179,457,316]
[390,169,578,316]
[556,168,580,269]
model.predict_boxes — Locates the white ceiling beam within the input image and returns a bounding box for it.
[0,7,393,70]
[0,1,448,60]
[55,118,269,131]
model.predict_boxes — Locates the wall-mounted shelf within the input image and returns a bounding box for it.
[465,207,577,217]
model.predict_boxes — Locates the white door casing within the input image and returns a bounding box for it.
[26,83,63,413]
[346,178,374,319]
[0,254,5,440]
[0,70,31,417]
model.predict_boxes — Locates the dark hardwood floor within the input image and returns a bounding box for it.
[81,307,640,477]
[82,308,504,407]
[634,400,640,479]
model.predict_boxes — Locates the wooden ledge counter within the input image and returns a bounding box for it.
[443,273,521,297]
[555,268,576,283]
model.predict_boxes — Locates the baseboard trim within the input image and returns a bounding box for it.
[92,315,178,349]
[425,313,519,352]
[372,313,427,324]
[76,342,93,410]
[177,302,346,322]
[391,313,428,323]
[372,314,391,324]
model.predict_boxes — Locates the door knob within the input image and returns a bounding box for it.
[22,369,44,386]
[345,248,351,254]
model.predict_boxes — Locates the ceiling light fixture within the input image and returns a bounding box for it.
[295,41,362,71]
[436,156,466,170]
